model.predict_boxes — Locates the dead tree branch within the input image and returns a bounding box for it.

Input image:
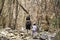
[17,1,29,14]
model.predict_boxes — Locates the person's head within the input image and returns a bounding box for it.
[33,24,36,25]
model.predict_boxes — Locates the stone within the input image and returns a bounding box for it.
[53,31,60,40]
[1,31,8,36]
[33,32,39,38]
[14,33,18,36]
[0,36,9,40]
[7,33,14,37]
[11,36,16,39]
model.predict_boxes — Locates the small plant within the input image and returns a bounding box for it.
[51,17,57,27]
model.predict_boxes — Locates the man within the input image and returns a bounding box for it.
[26,15,31,33]
[26,20,31,30]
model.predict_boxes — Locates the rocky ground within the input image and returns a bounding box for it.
[0,27,59,40]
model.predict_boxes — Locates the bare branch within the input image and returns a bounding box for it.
[17,1,29,14]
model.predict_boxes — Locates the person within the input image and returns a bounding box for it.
[32,24,37,37]
[26,20,31,33]
[26,15,31,33]
[26,20,31,29]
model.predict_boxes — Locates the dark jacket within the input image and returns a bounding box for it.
[26,20,31,30]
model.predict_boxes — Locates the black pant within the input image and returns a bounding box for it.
[26,24,31,30]
[40,38,45,40]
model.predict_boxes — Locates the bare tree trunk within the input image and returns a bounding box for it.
[0,0,5,28]
[2,17,5,28]
[14,0,18,29]
[8,0,12,28]
[0,0,5,15]
[1,0,5,28]
[53,0,59,29]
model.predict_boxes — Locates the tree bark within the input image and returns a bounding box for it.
[14,0,18,29]
[8,0,12,28]
[0,0,5,15]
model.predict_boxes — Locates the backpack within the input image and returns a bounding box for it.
[26,20,31,26]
